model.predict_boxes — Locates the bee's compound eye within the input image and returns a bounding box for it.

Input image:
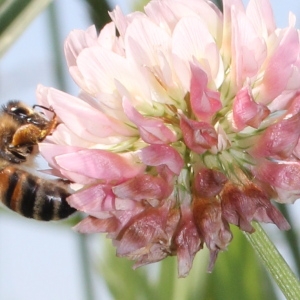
[10,107,28,119]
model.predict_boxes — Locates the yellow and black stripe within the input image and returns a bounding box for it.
[0,166,76,221]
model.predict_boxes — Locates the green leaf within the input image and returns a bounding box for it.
[0,0,52,57]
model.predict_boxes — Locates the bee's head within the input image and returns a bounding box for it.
[3,100,53,129]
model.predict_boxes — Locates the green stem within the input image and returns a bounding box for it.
[278,205,300,277]
[244,223,300,300]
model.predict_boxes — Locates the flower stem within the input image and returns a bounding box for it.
[277,205,300,276]
[244,223,300,300]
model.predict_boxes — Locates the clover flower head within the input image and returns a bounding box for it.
[37,0,300,277]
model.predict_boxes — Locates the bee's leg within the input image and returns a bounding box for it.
[0,130,27,164]
[0,147,27,164]
[10,124,42,147]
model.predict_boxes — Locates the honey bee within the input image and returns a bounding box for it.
[0,100,76,221]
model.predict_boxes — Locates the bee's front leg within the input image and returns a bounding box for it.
[10,124,43,147]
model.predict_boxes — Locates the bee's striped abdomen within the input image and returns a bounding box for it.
[0,166,76,221]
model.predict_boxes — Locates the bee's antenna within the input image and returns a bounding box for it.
[32,104,53,112]
[32,104,56,117]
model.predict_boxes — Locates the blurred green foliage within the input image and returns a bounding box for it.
[0,0,52,56]
[83,0,111,31]
[97,226,279,300]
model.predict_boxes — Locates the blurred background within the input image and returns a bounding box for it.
[1,1,300,299]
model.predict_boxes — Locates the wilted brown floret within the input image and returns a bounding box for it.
[221,183,290,233]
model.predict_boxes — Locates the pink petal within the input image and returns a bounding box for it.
[113,174,171,202]
[124,17,171,68]
[47,88,135,139]
[230,7,267,90]
[75,45,152,99]
[122,98,177,144]
[180,114,218,154]
[97,22,119,51]
[39,143,81,168]
[221,0,246,65]
[233,86,270,131]
[293,136,300,160]
[172,16,224,88]
[64,26,98,68]
[109,6,142,38]
[145,0,223,42]
[68,184,138,218]
[140,144,184,175]
[257,27,300,104]
[190,62,222,122]
[251,114,300,158]
[246,0,276,37]
[40,143,103,184]
[252,160,300,203]
[55,149,145,182]
[68,185,114,212]
[285,94,300,116]
[74,216,118,234]
[47,124,97,148]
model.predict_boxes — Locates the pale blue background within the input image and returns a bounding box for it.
[0,1,300,299]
